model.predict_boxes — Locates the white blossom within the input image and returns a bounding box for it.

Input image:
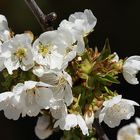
[117,123,140,140]
[68,9,97,36]
[0,91,21,120]
[50,102,67,119]
[59,20,85,55]
[99,95,139,128]
[35,115,53,140]
[54,114,89,136]
[0,81,56,119]
[0,14,10,42]
[1,33,34,74]
[123,56,140,84]
[40,71,73,106]
[59,9,97,55]
[117,118,140,140]
[33,30,76,72]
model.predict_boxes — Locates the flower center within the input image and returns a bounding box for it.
[58,76,67,86]
[112,104,121,112]
[15,48,27,59]
[38,43,52,57]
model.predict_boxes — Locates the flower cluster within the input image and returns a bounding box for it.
[0,9,140,140]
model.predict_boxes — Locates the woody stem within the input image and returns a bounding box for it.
[24,0,57,31]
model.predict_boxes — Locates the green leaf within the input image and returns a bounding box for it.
[98,38,111,61]
[104,75,120,84]
[97,74,120,84]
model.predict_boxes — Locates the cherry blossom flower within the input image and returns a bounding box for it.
[68,9,97,36]
[0,81,55,119]
[99,95,139,128]
[33,30,76,71]
[117,118,140,140]
[54,114,89,136]
[40,71,73,106]
[0,91,21,120]
[1,33,34,74]
[123,56,140,84]
[59,9,97,54]
[117,123,140,140]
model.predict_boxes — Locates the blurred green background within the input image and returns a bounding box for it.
[0,0,140,140]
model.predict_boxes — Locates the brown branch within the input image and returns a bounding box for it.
[24,0,57,31]
[93,119,109,140]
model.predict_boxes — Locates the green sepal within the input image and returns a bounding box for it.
[97,38,111,61]
[97,74,120,84]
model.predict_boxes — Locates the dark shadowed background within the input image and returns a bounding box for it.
[0,0,140,140]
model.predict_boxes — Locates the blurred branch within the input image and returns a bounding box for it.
[93,119,109,140]
[24,0,57,31]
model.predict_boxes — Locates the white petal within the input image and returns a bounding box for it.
[36,115,50,130]
[35,127,53,140]
[77,114,89,135]
[63,84,73,106]
[50,103,67,119]
[0,14,9,31]
[99,107,107,123]
[4,104,21,120]
[4,58,19,75]
[103,95,122,107]
[135,117,140,127]
[84,111,94,129]
[33,65,45,77]
[24,81,37,90]
[35,87,53,109]
[35,115,53,140]
[0,92,21,120]
[54,114,77,130]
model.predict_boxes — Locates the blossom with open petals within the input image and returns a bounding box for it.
[123,56,140,84]
[0,81,55,119]
[99,95,139,128]
[68,9,97,36]
[33,30,76,71]
[1,33,34,74]
[59,9,97,54]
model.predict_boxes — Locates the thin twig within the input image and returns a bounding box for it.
[93,119,109,140]
[24,0,57,31]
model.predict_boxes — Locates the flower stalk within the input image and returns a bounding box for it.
[24,0,57,31]
[93,119,109,140]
